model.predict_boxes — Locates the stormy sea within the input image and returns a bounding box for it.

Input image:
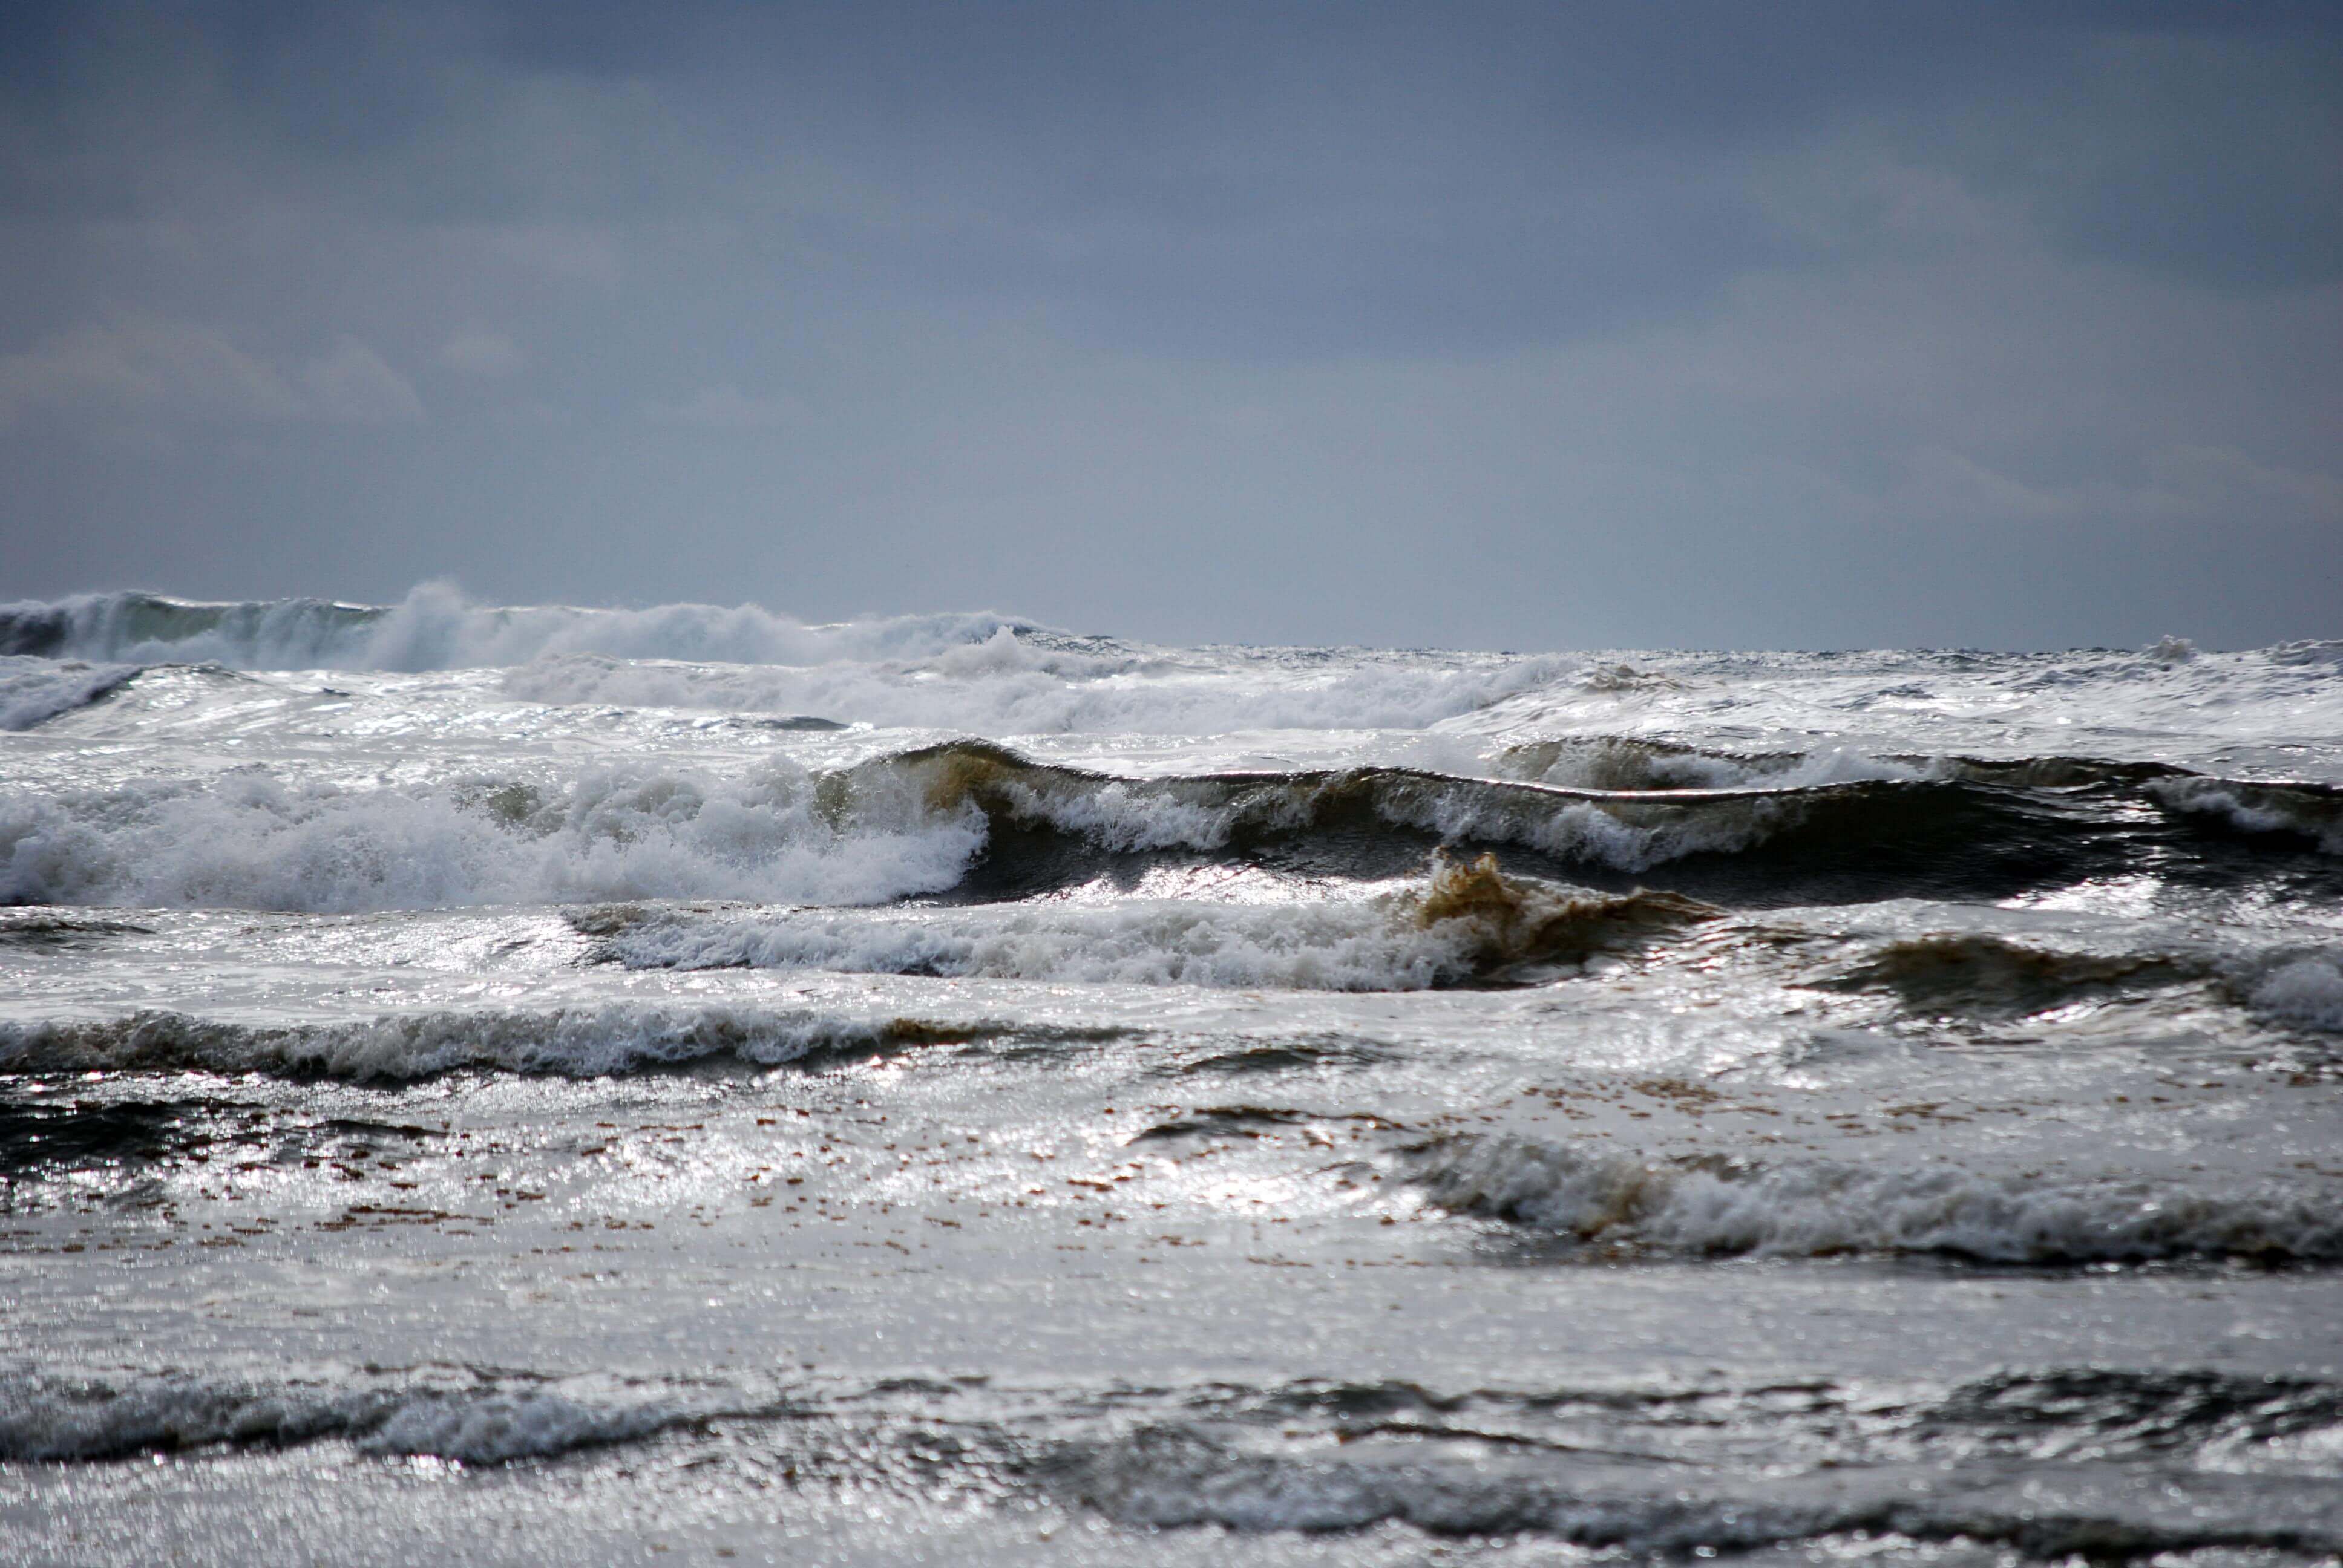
[3,587,2340,1566]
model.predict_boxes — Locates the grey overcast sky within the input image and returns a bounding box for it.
[1,1,2337,650]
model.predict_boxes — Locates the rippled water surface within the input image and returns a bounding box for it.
[4,592,2341,1564]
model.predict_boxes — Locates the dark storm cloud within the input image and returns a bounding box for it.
[0,1,2336,647]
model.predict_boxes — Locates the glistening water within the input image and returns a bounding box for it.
[4,591,2341,1564]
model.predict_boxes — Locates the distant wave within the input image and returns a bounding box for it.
[0,584,1024,673]
[0,587,1576,734]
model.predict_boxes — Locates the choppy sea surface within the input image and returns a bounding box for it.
[3,588,2341,1566]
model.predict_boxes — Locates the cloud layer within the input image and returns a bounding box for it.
[0,1,2335,648]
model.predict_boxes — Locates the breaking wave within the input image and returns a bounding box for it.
[0,1003,971,1080]
[0,656,137,731]
[2247,954,2343,1034]
[503,645,1574,735]
[599,852,1714,990]
[0,588,1573,734]
[2148,775,2343,854]
[0,1367,703,1464]
[0,757,983,912]
[1409,1135,2343,1263]
[0,586,1021,673]
[0,737,2158,915]
[1056,1414,2340,1555]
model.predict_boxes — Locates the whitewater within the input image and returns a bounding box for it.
[4,587,2341,1566]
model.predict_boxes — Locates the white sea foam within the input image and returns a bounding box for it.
[1461,644,2343,782]
[2247,955,2343,1034]
[0,1003,899,1079]
[1409,1136,2343,1263]
[611,898,1481,990]
[356,1391,686,1463]
[0,761,981,912]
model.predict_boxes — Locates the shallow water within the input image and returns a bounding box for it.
[3,592,2341,1564]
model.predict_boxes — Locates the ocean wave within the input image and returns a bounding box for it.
[0,759,982,912]
[1936,1368,2343,1463]
[6,734,2321,917]
[0,656,139,731]
[1407,1135,2343,1263]
[600,852,1714,991]
[1806,932,2205,1016]
[0,586,1023,673]
[2148,776,2343,854]
[0,589,1578,734]
[1055,1419,2337,1555]
[878,740,1892,872]
[0,1368,698,1464]
[0,1004,921,1080]
[2247,955,2343,1034]
[0,737,2105,914]
[1060,1423,1850,1544]
[1500,736,1926,791]
[1498,736,2199,794]
[500,645,1575,734]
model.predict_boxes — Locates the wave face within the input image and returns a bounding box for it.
[8,589,2343,1566]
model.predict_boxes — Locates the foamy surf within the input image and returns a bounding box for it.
[0,1367,707,1464]
[597,852,1711,990]
[1408,1134,2343,1263]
